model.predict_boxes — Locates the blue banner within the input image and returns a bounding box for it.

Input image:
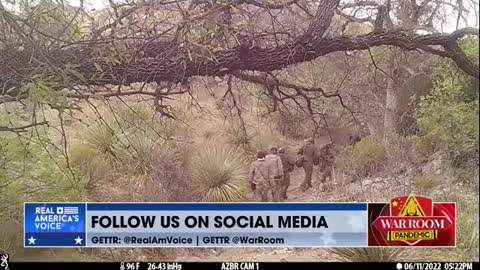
[24,203,86,247]
[24,202,368,248]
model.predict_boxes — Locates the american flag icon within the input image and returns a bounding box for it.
[63,207,79,215]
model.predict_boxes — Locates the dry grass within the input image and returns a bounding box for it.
[149,142,193,202]
[414,175,442,194]
[455,197,480,261]
[329,248,404,262]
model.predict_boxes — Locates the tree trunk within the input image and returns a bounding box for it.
[383,49,400,147]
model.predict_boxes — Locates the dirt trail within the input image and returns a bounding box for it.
[181,153,477,262]
[176,167,340,262]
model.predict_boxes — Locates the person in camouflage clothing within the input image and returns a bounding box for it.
[249,151,271,201]
[265,146,284,202]
[297,137,320,192]
[318,142,335,191]
[278,147,294,201]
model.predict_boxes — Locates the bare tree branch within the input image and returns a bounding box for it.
[0,0,478,107]
[0,121,49,133]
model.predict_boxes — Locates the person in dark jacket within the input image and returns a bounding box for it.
[297,137,320,192]
[318,142,335,191]
[277,147,294,200]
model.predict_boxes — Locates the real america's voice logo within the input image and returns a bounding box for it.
[368,194,456,246]
[24,203,86,247]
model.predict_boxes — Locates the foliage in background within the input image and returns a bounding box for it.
[226,123,284,157]
[83,121,120,165]
[249,129,283,154]
[77,103,165,174]
[274,109,314,140]
[69,103,192,202]
[0,112,84,255]
[417,37,479,165]
[335,136,386,178]
[52,100,197,206]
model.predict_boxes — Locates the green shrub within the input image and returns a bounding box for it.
[191,146,249,202]
[413,131,444,159]
[114,133,160,175]
[335,136,386,177]
[68,104,192,203]
[79,103,180,174]
[417,37,479,165]
[0,131,85,255]
[417,78,479,162]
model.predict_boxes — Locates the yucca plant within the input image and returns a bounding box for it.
[203,129,216,140]
[115,103,153,130]
[113,132,160,175]
[130,173,152,198]
[191,146,249,202]
[329,248,404,262]
[84,121,120,164]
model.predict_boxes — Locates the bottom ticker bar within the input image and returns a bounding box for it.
[6,262,480,270]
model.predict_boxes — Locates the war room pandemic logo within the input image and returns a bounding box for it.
[368,194,455,246]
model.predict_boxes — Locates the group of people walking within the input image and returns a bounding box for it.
[248,137,335,202]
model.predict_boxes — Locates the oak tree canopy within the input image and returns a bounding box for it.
[0,0,478,113]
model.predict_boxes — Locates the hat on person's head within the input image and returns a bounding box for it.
[305,137,314,143]
[278,147,285,153]
[256,150,266,159]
